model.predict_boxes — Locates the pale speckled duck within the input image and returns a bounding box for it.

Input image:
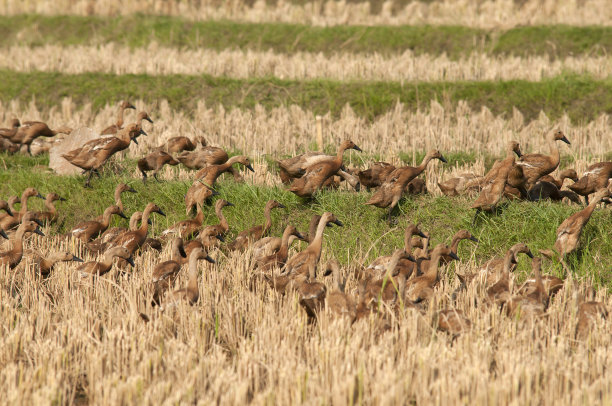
[227,200,285,251]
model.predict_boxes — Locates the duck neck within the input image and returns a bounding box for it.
[502,250,515,279]
[116,106,125,127]
[19,193,31,215]
[171,241,185,262]
[39,257,53,274]
[101,210,114,230]
[415,154,433,175]
[403,230,414,255]
[194,206,205,225]
[308,217,328,259]
[582,194,605,220]
[334,144,348,166]
[278,227,293,257]
[425,251,442,281]
[549,137,561,169]
[114,189,124,212]
[11,227,27,259]
[450,236,462,255]
[533,262,544,294]
[262,205,273,235]
[187,256,199,292]
[216,206,228,232]
[138,208,152,237]
[129,215,141,230]
[44,198,57,216]
[101,252,116,270]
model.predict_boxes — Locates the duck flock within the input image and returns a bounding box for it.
[0,100,610,339]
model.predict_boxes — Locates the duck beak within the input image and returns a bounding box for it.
[332,219,343,227]
[157,209,166,217]
[353,145,363,152]
[407,254,416,262]
[34,228,45,236]
[277,203,286,209]
[439,155,448,163]
[139,129,147,137]
[515,150,523,158]
[127,104,136,110]
[469,236,479,242]
[145,117,153,124]
[148,219,153,225]
[72,256,84,263]
[561,136,571,145]
[225,202,235,207]
[210,188,219,196]
[0,229,7,239]
[132,137,139,145]
[126,257,135,267]
[246,164,255,172]
[418,231,426,238]
[204,255,215,264]
[216,234,225,242]
[449,252,460,261]
[526,250,534,258]
[127,186,137,193]
[295,232,305,241]
[118,211,128,219]
[5,208,13,217]
[33,218,44,227]
[36,193,45,199]
[59,196,67,202]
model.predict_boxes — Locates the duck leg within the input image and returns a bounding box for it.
[84,170,94,188]
[153,172,161,182]
[471,209,481,226]
[141,170,148,184]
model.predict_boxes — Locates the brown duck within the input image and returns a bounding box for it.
[289,140,362,198]
[435,309,471,337]
[63,124,144,187]
[160,247,212,308]
[362,249,416,310]
[277,151,340,184]
[366,150,447,222]
[161,135,200,154]
[14,187,45,222]
[506,257,548,318]
[515,130,571,189]
[111,203,165,256]
[404,244,458,303]
[193,155,254,185]
[283,212,342,278]
[438,173,482,197]
[77,246,135,276]
[0,118,20,139]
[137,151,179,183]
[0,221,44,269]
[324,259,357,322]
[575,298,608,340]
[9,121,72,154]
[528,180,581,203]
[358,161,396,190]
[161,202,210,239]
[0,199,13,222]
[93,184,136,223]
[227,200,285,251]
[183,226,225,259]
[254,225,304,271]
[471,142,521,222]
[539,169,579,189]
[298,264,327,322]
[554,187,611,258]
[364,223,423,279]
[184,181,218,215]
[100,101,136,135]
[31,193,66,224]
[568,162,612,204]
[517,249,564,298]
[18,250,83,278]
[176,138,229,168]
[70,205,127,243]
[486,243,533,307]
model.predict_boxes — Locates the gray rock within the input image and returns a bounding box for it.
[49,127,100,175]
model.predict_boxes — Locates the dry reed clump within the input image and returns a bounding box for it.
[1,0,611,28]
[1,232,610,404]
[3,44,612,82]
[2,97,611,160]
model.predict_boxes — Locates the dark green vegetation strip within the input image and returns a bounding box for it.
[1,153,611,288]
[1,15,611,58]
[2,70,612,122]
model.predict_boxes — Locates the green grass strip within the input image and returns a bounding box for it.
[1,152,611,289]
[2,70,612,122]
[1,15,611,58]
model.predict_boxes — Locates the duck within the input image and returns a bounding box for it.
[323,259,357,322]
[298,263,327,322]
[160,247,212,308]
[18,250,83,278]
[183,226,225,259]
[366,150,447,223]
[515,130,571,189]
[516,249,564,298]
[283,212,342,278]
[184,181,218,215]
[254,225,304,271]
[151,237,214,306]
[438,229,478,266]
[528,180,581,203]
[0,199,13,221]
[568,162,612,204]
[14,187,45,222]
[364,223,424,279]
[31,193,66,224]
[471,141,521,222]
[289,140,362,198]
[137,151,179,183]
[0,221,44,269]
[361,249,416,310]
[63,124,145,187]
[161,202,208,239]
[358,161,396,190]
[227,200,285,251]
[404,244,459,303]
[539,169,579,189]
[9,121,72,154]
[77,246,135,277]
[435,309,471,337]
[554,187,611,258]
[176,138,229,168]
[70,205,127,243]
[160,135,200,154]
[94,184,136,222]
[252,217,311,259]
[406,178,427,195]
[110,203,165,257]
[486,243,533,307]
[100,101,136,135]
[277,151,340,184]
[575,296,608,340]
[438,173,482,197]
[96,211,149,248]
[0,137,19,153]
[0,118,21,140]
[193,155,254,185]
[506,257,548,318]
